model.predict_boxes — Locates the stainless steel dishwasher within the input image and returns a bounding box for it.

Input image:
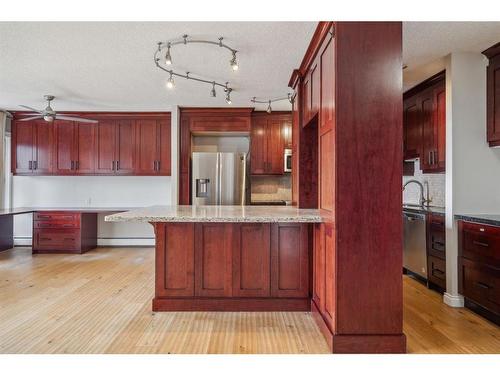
[403,210,427,279]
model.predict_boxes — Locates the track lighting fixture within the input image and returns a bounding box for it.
[251,94,293,113]
[154,35,239,104]
[166,72,175,89]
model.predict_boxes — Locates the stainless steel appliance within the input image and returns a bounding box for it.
[192,152,247,206]
[284,148,292,173]
[403,210,427,279]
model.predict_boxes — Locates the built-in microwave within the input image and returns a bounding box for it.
[284,148,292,173]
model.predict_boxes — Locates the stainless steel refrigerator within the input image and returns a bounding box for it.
[191,152,247,206]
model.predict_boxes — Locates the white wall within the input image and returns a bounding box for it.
[444,52,500,307]
[13,176,171,246]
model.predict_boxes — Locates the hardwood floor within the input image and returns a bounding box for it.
[0,247,498,354]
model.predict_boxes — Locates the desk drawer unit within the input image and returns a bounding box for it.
[32,211,97,254]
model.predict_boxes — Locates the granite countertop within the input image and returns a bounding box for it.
[402,204,445,216]
[104,205,323,223]
[0,207,133,216]
[454,214,500,227]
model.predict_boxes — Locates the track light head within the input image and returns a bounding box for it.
[230,52,238,71]
[166,72,175,89]
[225,88,232,104]
[210,82,217,97]
[266,101,272,114]
[165,44,172,65]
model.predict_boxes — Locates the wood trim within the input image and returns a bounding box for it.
[12,111,171,120]
[152,297,310,312]
[331,334,406,354]
[295,22,334,78]
[482,42,500,59]
[311,299,333,351]
[288,69,302,89]
[178,108,254,115]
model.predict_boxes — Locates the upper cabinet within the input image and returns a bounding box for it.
[483,43,500,147]
[12,113,171,176]
[302,59,320,126]
[250,112,291,175]
[403,71,446,173]
[13,120,53,175]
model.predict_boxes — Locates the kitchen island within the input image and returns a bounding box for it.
[105,205,322,311]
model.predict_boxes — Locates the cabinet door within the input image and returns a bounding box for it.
[195,223,233,297]
[157,119,171,175]
[302,72,312,125]
[420,90,435,172]
[291,90,300,205]
[13,121,34,174]
[434,83,446,171]
[135,119,158,174]
[323,222,335,329]
[32,120,53,174]
[313,224,325,311]
[311,61,320,117]
[115,120,135,174]
[403,96,420,160]
[270,223,309,298]
[232,223,271,297]
[155,223,195,297]
[53,121,75,175]
[74,122,95,174]
[283,120,292,149]
[250,118,268,174]
[487,55,500,146]
[95,120,116,174]
[266,120,284,174]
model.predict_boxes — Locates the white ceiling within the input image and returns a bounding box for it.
[0,22,316,112]
[403,22,500,91]
[1,22,500,112]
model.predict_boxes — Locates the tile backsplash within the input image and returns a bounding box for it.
[251,175,292,202]
[402,159,445,207]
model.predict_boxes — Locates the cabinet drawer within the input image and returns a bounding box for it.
[427,255,446,289]
[462,223,500,265]
[34,212,80,223]
[33,229,80,251]
[34,221,80,229]
[460,258,499,314]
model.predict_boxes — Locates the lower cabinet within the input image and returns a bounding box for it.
[426,213,446,291]
[32,211,97,254]
[458,220,500,324]
[153,222,310,311]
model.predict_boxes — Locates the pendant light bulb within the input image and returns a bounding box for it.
[166,72,175,89]
[165,45,172,65]
[266,101,272,114]
[210,82,216,97]
[230,52,238,71]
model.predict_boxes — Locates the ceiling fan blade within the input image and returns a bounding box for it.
[19,105,43,114]
[55,115,98,123]
[18,115,43,121]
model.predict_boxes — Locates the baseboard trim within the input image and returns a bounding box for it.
[14,237,155,247]
[152,297,310,312]
[443,292,464,307]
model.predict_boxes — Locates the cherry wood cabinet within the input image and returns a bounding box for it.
[12,120,53,174]
[458,220,500,324]
[403,71,445,173]
[483,43,500,147]
[232,223,271,297]
[152,222,310,312]
[32,211,97,254]
[426,213,446,291]
[12,112,171,176]
[290,22,405,353]
[270,223,309,298]
[54,120,95,175]
[250,112,291,175]
[155,223,195,297]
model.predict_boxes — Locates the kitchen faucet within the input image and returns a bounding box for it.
[403,179,432,207]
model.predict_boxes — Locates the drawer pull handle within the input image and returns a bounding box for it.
[38,215,50,219]
[475,281,491,290]
[433,269,445,275]
[434,241,445,246]
[472,240,489,247]
[40,238,52,241]
[64,238,75,241]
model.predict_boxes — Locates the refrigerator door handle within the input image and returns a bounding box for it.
[215,153,220,205]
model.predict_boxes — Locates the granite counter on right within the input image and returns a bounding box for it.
[454,214,500,325]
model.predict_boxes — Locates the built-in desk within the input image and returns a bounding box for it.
[0,207,132,253]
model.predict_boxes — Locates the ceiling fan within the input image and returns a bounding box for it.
[18,95,98,123]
